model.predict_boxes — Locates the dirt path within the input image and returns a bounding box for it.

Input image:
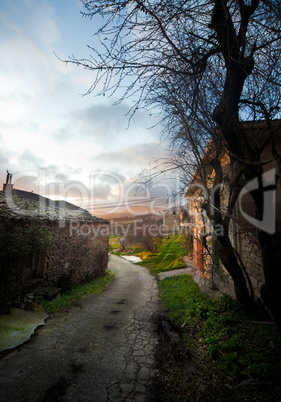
[0,255,162,401]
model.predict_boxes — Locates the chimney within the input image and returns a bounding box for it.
[3,170,13,191]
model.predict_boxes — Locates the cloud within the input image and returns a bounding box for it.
[72,103,128,130]
[91,183,113,200]
[53,100,162,147]
[17,150,46,171]
[93,142,166,167]
[0,0,66,109]
[0,147,46,188]
[0,0,169,213]
[89,171,126,185]
[13,175,39,193]
[69,102,157,133]
[53,102,130,145]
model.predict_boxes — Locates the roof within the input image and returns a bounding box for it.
[0,190,109,224]
[12,189,89,212]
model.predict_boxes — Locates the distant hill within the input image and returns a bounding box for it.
[92,205,164,220]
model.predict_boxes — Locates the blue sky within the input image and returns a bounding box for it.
[0,0,171,216]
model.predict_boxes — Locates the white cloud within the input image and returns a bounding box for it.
[0,0,168,214]
[93,142,166,167]
[0,100,29,125]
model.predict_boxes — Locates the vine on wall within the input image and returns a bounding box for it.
[0,217,53,312]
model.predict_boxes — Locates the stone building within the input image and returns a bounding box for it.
[0,183,109,310]
[163,205,189,234]
[163,206,181,234]
[185,120,281,299]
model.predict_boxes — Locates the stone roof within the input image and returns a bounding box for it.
[0,190,108,224]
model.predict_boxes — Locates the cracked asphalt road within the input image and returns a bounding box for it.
[0,255,162,401]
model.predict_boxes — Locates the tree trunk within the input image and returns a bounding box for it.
[215,234,255,314]
[206,145,255,314]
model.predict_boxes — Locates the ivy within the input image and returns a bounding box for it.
[0,216,53,310]
[0,218,53,263]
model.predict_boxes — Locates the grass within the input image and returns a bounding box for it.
[109,236,150,256]
[137,235,187,274]
[109,234,188,272]
[109,236,123,253]
[109,234,281,398]
[158,275,281,400]
[40,270,114,314]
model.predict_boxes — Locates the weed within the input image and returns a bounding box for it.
[109,234,187,274]
[109,236,122,253]
[41,271,114,314]
[139,235,187,274]
[157,274,281,395]
[110,234,281,398]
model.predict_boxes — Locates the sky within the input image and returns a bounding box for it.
[0,0,176,217]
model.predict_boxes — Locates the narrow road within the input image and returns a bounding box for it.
[0,255,162,401]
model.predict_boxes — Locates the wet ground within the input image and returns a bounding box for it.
[0,308,48,353]
[0,255,162,401]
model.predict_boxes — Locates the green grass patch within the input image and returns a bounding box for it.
[159,274,281,395]
[158,274,209,325]
[109,236,122,253]
[109,235,149,256]
[41,270,114,314]
[138,235,187,274]
[109,235,188,274]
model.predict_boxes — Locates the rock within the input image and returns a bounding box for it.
[32,286,61,301]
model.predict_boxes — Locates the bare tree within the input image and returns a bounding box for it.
[68,1,281,332]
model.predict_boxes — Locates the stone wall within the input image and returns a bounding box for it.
[238,229,264,296]
[163,207,181,233]
[185,158,266,300]
[0,218,109,310]
[44,221,109,290]
[187,226,265,300]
